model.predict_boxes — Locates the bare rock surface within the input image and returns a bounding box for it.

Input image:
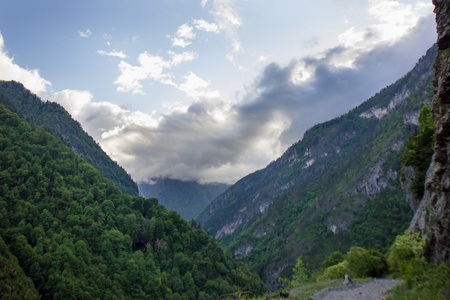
[312,279,401,300]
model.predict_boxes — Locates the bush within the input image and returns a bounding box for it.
[321,260,350,280]
[322,251,345,268]
[346,247,387,278]
[387,232,427,288]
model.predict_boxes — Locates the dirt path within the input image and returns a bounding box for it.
[311,279,402,300]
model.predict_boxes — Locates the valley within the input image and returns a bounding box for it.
[0,1,449,298]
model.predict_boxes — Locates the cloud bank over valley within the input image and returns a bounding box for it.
[0,0,436,185]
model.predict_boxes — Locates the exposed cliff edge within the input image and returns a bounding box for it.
[408,0,450,265]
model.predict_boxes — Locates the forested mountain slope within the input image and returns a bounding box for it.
[0,81,138,196]
[139,179,228,221]
[0,103,263,298]
[197,45,437,286]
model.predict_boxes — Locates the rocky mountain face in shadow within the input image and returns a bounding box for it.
[408,0,450,265]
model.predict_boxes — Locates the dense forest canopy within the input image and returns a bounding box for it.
[0,102,263,299]
[0,80,139,196]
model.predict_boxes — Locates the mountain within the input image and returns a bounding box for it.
[197,45,437,286]
[0,102,263,298]
[408,1,450,265]
[139,178,229,221]
[0,80,138,196]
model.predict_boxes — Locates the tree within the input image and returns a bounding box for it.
[292,256,308,283]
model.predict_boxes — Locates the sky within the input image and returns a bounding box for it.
[0,0,436,185]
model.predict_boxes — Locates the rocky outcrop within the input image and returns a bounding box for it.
[401,166,421,211]
[408,0,450,265]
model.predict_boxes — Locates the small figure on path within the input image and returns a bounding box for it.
[344,274,353,285]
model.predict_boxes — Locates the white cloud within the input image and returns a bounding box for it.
[171,37,192,48]
[194,19,219,33]
[48,89,93,116]
[114,50,197,95]
[0,32,51,95]
[97,49,127,59]
[177,72,220,100]
[176,24,196,39]
[114,60,148,94]
[258,55,269,62]
[171,23,196,48]
[201,0,208,7]
[210,0,243,61]
[168,51,197,65]
[78,29,92,38]
[329,0,433,68]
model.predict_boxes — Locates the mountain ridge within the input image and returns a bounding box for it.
[0,80,139,196]
[196,44,436,286]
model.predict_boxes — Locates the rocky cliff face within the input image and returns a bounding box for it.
[408,0,450,265]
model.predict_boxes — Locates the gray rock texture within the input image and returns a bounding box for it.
[409,0,450,265]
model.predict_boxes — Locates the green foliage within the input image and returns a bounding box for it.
[0,235,39,299]
[321,260,350,281]
[322,251,345,268]
[386,232,450,299]
[402,105,435,198]
[346,247,387,278]
[289,256,308,287]
[318,247,387,281]
[386,232,425,281]
[0,103,263,298]
[0,80,138,196]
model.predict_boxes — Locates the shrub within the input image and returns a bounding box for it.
[322,251,345,268]
[346,247,387,278]
[322,260,350,280]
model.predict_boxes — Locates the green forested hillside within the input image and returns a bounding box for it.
[0,103,263,299]
[197,45,437,286]
[0,81,138,196]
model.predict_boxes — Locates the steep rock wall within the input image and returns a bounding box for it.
[409,0,450,264]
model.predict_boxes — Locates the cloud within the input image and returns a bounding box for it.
[194,19,219,33]
[171,24,196,48]
[333,0,433,67]
[211,0,243,58]
[0,32,51,95]
[0,1,436,187]
[176,24,196,39]
[97,50,127,59]
[171,37,192,48]
[177,72,220,100]
[78,29,92,38]
[114,50,197,95]
[54,10,434,186]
